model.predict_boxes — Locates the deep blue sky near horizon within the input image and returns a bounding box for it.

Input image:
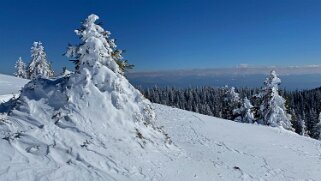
[1,0,321,74]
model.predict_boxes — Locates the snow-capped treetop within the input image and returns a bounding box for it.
[225,87,240,103]
[264,70,281,91]
[66,14,134,75]
[14,57,27,79]
[66,14,119,72]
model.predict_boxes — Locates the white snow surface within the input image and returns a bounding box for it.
[0,74,320,180]
[0,73,29,95]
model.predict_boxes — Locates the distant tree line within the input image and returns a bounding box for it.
[138,71,321,140]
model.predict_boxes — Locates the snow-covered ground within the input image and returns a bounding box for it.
[0,73,29,95]
[155,104,321,180]
[0,85,320,180]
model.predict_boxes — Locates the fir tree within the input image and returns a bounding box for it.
[65,16,134,74]
[256,70,292,129]
[316,113,321,140]
[28,41,54,79]
[14,57,27,79]
[240,97,255,123]
[223,87,241,121]
[299,119,307,136]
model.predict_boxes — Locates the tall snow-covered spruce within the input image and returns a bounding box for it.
[14,57,27,79]
[28,41,54,79]
[259,70,292,129]
[0,14,171,180]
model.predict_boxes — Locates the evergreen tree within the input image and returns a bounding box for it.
[14,57,27,79]
[258,70,292,129]
[111,49,134,74]
[28,41,54,79]
[298,119,307,136]
[65,16,134,74]
[316,113,321,140]
[240,97,255,123]
[223,87,241,121]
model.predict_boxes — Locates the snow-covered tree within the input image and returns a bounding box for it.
[298,119,307,136]
[259,70,292,129]
[14,57,27,79]
[240,97,255,123]
[223,87,241,121]
[28,41,54,79]
[65,15,135,74]
[316,113,321,140]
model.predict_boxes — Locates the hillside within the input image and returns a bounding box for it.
[0,84,321,180]
[0,73,29,94]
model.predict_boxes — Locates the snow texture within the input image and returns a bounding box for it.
[0,74,29,95]
[0,91,320,180]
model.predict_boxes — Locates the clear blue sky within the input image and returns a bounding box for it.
[1,0,321,74]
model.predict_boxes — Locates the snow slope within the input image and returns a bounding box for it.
[0,78,320,181]
[155,105,321,180]
[0,74,29,103]
[0,73,28,95]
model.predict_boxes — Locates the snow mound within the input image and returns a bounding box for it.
[0,14,172,180]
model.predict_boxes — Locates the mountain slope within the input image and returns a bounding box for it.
[154,104,321,180]
[0,73,28,95]
[0,83,320,181]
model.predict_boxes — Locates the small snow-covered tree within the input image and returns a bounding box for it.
[14,57,27,78]
[316,113,321,140]
[223,87,241,121]
[235,97,255,123]
[298,119,307,136]
[28,41,54,79]
[259,70,292,130]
